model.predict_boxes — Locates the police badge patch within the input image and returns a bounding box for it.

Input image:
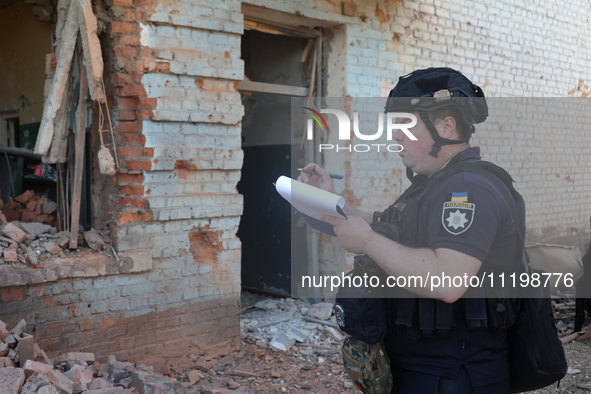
[441,192,475,235]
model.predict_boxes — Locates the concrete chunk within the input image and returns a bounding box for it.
[2,223,27,243]
[307,302,334,320]
[286,327,309,343]
[0,367,25,394]
[0,358,14,368]
[270,334,295,352]
[20,222,53,236]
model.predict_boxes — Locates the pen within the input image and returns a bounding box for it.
[298,168,344,179]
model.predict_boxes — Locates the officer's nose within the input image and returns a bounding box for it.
[393,128,405,143]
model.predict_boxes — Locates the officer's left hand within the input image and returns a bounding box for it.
[320,215,373,254]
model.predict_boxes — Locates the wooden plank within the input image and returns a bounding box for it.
[47,70,73,163]
[69,58,88,249]
[77,0,105,103]
[34,0,78,156]
[237,81,309,97]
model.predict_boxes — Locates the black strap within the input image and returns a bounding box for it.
[449,162,531,274]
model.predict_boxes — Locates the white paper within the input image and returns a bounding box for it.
[275,176,347,236]
[276,176,345,219]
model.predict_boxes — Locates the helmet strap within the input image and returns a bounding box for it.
[419,111,468,158]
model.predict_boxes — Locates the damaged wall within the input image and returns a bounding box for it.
[1,0,244,364]
[0,2,55,142]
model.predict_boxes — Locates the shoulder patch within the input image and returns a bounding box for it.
[442,193,475,235]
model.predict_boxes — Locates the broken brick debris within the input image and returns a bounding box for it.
[1,190,58,228]
[0,317,188,394]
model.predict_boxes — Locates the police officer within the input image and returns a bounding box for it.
[299,67,522,393]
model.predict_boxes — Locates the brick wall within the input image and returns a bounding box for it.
[1,0,244,363]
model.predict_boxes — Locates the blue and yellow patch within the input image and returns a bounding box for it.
[442,192,475,235]
[450,192,468,202]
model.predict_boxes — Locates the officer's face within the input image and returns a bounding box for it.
[392,111,442,176]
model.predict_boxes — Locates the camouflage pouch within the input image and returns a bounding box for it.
[341,335,394,393]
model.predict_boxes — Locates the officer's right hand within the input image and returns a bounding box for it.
[297,163,336,194]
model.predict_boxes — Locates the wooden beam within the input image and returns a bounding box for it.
[237,81,309,97]
[70,58,88,249]
[34,0,78,156]
[77,0,105,103]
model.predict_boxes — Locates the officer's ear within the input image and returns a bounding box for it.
[436,115,457,139]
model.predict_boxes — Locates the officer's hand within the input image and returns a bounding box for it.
[298,163,336,194]
[320,215,372,254]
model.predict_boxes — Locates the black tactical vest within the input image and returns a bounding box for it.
[380,160,522,339]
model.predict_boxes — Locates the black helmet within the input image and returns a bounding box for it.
[385,67,488,157]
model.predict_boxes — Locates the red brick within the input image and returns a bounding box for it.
[136,109,152,120]
[135,0,156,7]
[153,62,170,73]
[42,297,56,307]
[112,22,135,34]
[118,173,143,183]
[101,316,117,328]
[117,73,133,85]
[119,197,147,209]
[144,148,154,157]
[118,110,137,121]
[117,122,142,133]
[121,186,144,196]
[124,60,140,73]
[118,35,141,46]
[118,148,143,158]
[143,98,157,108]
[139,47,153,57]
[1,288,23,302]
[118,85,146,97]
[119,212,139,224]
[113,0,133,6]
[126,161,151,171]
[29,286,47,297]
[117,97,141,109]
[124,9,145,20]
[139,212,153,222]
[115,46,138,58]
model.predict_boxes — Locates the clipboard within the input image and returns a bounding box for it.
[275,176,347,237]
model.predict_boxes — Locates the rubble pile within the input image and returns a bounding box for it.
[0,190,58,228]
[179,293,356,394]
[0,318,190,394]
[0,221,108,266]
